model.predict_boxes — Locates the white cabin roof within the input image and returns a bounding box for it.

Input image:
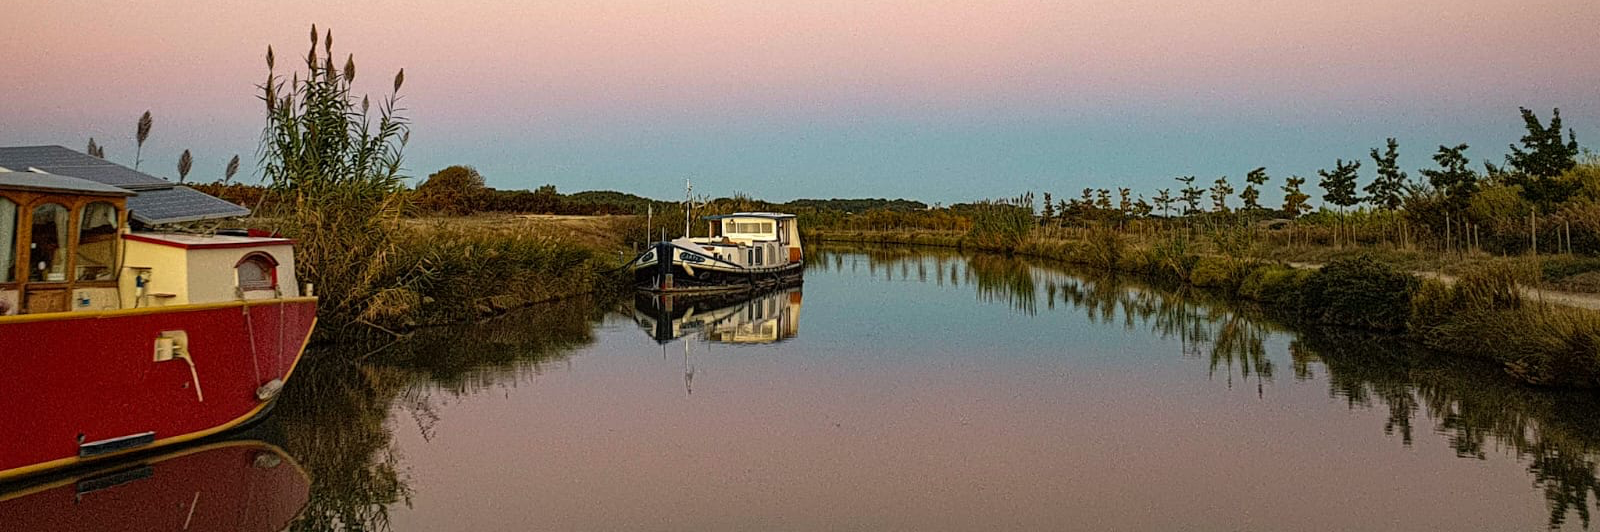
[703,212,796,221]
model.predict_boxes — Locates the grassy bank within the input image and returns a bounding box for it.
[813,228,1600,388]
[247,213,633,339]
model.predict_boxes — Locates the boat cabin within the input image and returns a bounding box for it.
[695,212,802,268]
[0,146,296,316]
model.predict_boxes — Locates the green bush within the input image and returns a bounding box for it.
[1189,256,1236,289]
[1239,264,1293,300]
[1541,255,1600,282]
[1299,255,1419,331]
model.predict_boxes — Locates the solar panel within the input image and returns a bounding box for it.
[127,186,251,225]
[0,146,249,224]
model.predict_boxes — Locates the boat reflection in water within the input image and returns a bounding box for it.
[0,440,309,532]
[631,287,803,344]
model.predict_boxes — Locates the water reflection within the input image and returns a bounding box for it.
[264,296,610,532]
[812,244,1600,528]
[628,288,803,344]
[49,247,1591,530]
[0,440,309,532]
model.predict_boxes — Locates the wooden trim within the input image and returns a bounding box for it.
[1,191,127,312]
[0,296,317,325]
[123,233,295,250]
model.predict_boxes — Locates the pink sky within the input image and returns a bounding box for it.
[3,0,1596,200]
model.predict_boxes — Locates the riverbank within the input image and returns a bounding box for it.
[257,213,638,340]
[812,229,1600,388]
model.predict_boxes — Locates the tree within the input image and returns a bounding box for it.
[1419,144,1479,215]
[1209,176,1233,213]
[416,165,488,214]
[1040,192,1055,226]
[1507,107,1580,178]
[1282,176,1311,218]
[1506,107,1581,210]
[1117,187,1132,217]
[177,149,192,183]
[1153,188,1174,217]
[134,110,152,170]
[1365,138,1407,211]
[1241,167,1267,211]
[1318,159,1362,212]
[1177,176,1204,214]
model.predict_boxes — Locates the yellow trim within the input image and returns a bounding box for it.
[0,316,317,482]
[0,440,308,504]
[0,296,317,325]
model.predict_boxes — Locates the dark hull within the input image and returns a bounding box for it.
[633,242,804,293]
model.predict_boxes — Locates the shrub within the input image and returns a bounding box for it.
[1189,256,1236,289]
[1299,255,1419,331]
[1083,225,1123,270]
[967,194,1035,252]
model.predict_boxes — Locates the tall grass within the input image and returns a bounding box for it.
[967,193,1035,252]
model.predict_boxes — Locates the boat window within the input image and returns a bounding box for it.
[0,197,14,283]
[76,202,118,281]
[731,221,774,234]
[236,252,279,291]
[755,247,763,266]
[28,203,68,282]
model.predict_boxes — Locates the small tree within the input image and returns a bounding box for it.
[1365,138,1407,211]
[416,165,487,215]
[1282,176,1311,218]
[1318,159,1362,212]
[1209,175,1233,213]
[1506,107,1581,210]
[1153,188,1174,217]
[1241,167,1267,212]
[1419,144,1478,215]
[1040,192,1055,226]
[1177,176,1204,215]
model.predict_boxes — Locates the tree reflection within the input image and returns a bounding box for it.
[267,296,609,531]
[818,243,1600,527]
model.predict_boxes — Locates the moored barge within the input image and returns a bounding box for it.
[630,212,804,293]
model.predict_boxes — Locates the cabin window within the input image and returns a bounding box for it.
[755,247,764,266]
[76,202,118,281]
[28,203,68,282]
[730,221,774,234]
[236,252,279,291]
[0,197,15,283]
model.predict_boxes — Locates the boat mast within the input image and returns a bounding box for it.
[683,179,693,238]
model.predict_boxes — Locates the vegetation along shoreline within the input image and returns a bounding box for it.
[811,228,1600,389]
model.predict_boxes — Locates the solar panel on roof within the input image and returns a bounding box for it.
[127,186,250,225]
[0,146,250,224]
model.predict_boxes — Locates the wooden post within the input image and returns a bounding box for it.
[1531,212,1538,256]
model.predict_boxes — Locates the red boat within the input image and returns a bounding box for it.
[0,146,317,482]
[0,440,311,531]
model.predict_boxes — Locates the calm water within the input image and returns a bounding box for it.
[39,246,1600,530]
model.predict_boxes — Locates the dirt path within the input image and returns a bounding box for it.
[1285,261,1600,311]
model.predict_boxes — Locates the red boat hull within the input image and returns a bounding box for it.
[0,298,316,481]
[0,440,311,532]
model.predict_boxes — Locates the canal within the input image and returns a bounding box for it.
[23,245,1600,530]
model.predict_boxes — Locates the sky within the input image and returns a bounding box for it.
[2,0,1597,206]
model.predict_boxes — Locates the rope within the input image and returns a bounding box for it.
[275,286,285,375]
[242,298,263,386]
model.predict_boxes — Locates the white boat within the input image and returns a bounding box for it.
[630,212,804,293]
